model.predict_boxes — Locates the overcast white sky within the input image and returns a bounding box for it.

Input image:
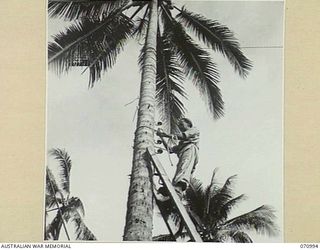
[47,0,284,242]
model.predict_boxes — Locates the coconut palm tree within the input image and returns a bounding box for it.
[45,148,96,241]
[154,170,279,242]
[48,0,252,241]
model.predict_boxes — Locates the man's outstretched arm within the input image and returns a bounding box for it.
[156,131,184,140]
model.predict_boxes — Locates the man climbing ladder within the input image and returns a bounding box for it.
[147,118,203,242]
[156,118,200,200]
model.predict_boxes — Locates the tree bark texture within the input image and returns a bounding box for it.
[123,0,158,241]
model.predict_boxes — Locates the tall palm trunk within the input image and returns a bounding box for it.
[123,0,158,241]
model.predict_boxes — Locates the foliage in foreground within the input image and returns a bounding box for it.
[45,148,96,241]
[154,169,279,242]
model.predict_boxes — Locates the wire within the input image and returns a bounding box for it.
[240,46,283,49]
[124,96,140,106]
[132,105,139,122]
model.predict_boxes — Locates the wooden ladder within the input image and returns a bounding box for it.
[147,147,203,242]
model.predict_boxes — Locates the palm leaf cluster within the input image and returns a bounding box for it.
[48,0,130,20]
[155,170,278,242]
[45,148,96,241]
[48,0,252,133]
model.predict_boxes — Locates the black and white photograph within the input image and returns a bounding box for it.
[45,0,284,242]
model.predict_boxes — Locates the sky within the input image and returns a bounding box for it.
[47,0,284,242]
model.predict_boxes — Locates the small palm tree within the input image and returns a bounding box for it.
[154,169,278,242]
[45,148,96,241]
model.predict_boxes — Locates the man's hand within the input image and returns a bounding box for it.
[156,130,169,138]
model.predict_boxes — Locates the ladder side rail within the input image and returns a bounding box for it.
[147,147,203,242]
[153,189,177,241]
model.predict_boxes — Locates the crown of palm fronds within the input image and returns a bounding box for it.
[49,13,134,86]
[48,0,130,20]
[48,0,252,134]
[45,148,97,241]
[156,169,278,242]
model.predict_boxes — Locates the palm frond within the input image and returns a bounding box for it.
[155,197,182,228]
[45,194,63,212]
[187,178,206,219]
[48,14,134,86]
[85,15,134,85]
[48,0,130,20]
[189,177,205,194]
[46,167,59,195]
[45,212,63,240]
[162,9,223,119]
[46,195,62,210]
[205,175,237,223]
[70,210,97,240]
[133,6,149,40]
[206,169,220,198]
[218,174,237,197]
[156,32,187,133]
[152,231,191,241]
[230,231,253,243]
[45,196,56,210]
[152,234,175,241]
[218,194,247,221]
[137,42,146,71]
[45,167,60,208]
[221,205,279,237]
[68,197,86,216]
[49,148,72,195]
[208,168,218,191]
[215,229,253,243]
[203,168,219,216]
[176,7,252,77]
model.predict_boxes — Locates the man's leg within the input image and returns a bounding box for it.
[173,146,198,191]
[157,182,185,201]
[157,145,198,202]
